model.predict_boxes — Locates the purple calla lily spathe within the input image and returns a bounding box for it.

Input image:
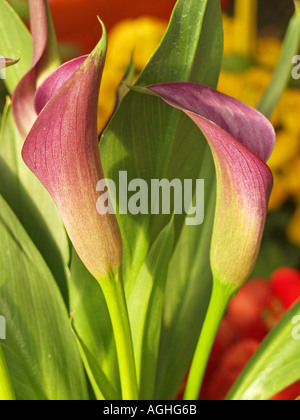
[20,21,137,398]
[22,28,122,281]
[142,82,275,287]
[33,55,87,114]
[12,0,60,138]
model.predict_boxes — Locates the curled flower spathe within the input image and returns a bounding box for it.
[136,82,275,288]
[22,27,122,281]
[12,0,60,138]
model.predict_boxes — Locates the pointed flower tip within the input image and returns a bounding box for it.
[22,28,121,281]
[97,16,107,36]
[0,56,20,70]
[141,82,275,288]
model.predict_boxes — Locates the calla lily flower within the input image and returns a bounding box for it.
[137,82,275,288]
[21,28,122,281]
[12,0,60,138]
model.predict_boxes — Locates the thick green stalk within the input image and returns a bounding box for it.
[183,281,236,400]
[0,344,15,400]
[100,272,139,400]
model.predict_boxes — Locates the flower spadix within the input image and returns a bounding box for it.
[22,28,122,281]
[139,82,275,288]
[12,0,60,138]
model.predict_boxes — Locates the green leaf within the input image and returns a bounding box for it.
[155,153,216,399]
[0,0,32,94]
[101,0,223,400]
[6,0,29,20]
[227,299,300,400]
[258,0,300,118]
[0,195,88,400]
[73,335,120,400]
[69,248,121,399]
[101,0,222,292]
[128,218,174,399]
[0,101,69,299]
[0,344,15,400]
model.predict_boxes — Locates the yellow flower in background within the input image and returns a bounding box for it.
[283,157,300,201]
[268,173,289,211]
[268,131,300,169]
[288,207,300,245]
[234,0,257,59]
[218,67,272,109]
[219,14,300,247]
[222,14,236,56]
[267,131,300,213]
[279,89,300,134]
[256,37,282,69]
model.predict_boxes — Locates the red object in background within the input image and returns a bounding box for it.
[271,382,300,401]
[177,268,300,400]
[226,279,274,341]
[271,268,300,309]
[202,339,260,400]
[221,0,232,10]
[48,0,177,54]
[48,0,232,54]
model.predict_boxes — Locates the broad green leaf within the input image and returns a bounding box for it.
[157,2,222,398]
[0,102,69,299]
[69,249,121,399]
[101,0,223,400]
[0,195,88,400]
[155,151,216,399]
[128,218,174,399]
[153,1,223,398]
[227,299,300,400]
[0,0,32,94]
[0,344,15,400]
[73,335,120,400]
[101,0,223,293]
[6,0,29,20]
[258,0,300,118]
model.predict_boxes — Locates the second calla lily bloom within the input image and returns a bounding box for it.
[139,82,275,288]
[21,28,122,281]
[12,0,60,139]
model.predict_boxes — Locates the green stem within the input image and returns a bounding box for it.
[0,344,15,400]
[100,272,139,400]
[183,281,236,400]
